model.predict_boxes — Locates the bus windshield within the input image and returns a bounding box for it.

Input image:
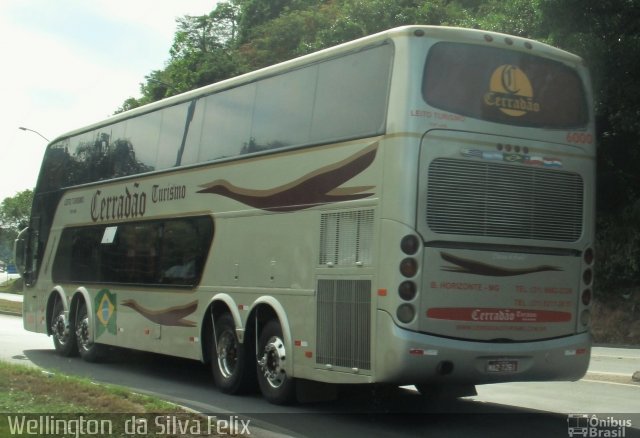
[423,42,588,129]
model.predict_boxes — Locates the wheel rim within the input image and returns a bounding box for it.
[52,310,71,347]
[258,335,287,389]
[217,330,238,379]
[76,312,92,352]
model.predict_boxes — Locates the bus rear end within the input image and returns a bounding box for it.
[377,27,594,388]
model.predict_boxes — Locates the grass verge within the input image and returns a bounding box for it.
[591,295,640,345]
[0,361,239,437]
[0,299,21,315]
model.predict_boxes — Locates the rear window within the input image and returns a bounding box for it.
[423,42,588,129]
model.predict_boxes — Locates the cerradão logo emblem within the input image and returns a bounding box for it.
[484,64,541,117]
[95,288,117,337]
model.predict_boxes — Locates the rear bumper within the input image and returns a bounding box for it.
[374,310,591,385]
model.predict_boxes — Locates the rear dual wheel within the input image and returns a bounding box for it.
[51,297,77,356]
[256,320,296,405]
[50,296,103,361]
[75,301,104,362]
[212,315,296,404]
[211,313,256,394]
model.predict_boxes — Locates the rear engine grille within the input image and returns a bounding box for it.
[316,279,371,370]
[320,209,374,266]
[426,158,583,242]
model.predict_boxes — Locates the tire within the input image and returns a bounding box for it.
[211,313,256,394]
[256,320,296,405]
[50,296,77,357]
[75,300,103,362]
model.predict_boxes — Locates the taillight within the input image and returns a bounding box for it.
[400,258,418,277]
[583,248,594,265]
[397,304,416,323]
[400,235,420,255]
[583,269,593,286]
[398,281,417,301]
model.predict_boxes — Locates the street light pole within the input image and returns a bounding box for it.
[18,126,50,142]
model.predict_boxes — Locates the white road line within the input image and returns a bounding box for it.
[581,379,640,388]
[591,354,640,360]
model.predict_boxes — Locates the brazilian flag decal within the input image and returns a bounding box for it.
[95,289,117,337]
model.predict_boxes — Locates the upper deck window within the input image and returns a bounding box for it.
[423,42,588,129]
[37,43,393,194]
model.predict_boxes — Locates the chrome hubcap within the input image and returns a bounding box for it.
[76,315,91,351]
[52,313,70,346]
[258,336,287,388]
[217,330,238,378]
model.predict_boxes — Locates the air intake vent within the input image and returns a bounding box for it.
[316,279,371,370]
[427,158,583,242]
[320,210,374,265]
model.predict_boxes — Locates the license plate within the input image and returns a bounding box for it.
[486,359,518,373]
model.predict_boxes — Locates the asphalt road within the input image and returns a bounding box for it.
[1,313,639,438]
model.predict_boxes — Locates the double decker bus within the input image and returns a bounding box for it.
[15,26,594,404]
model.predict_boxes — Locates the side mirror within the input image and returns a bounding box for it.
[13,227,29,277]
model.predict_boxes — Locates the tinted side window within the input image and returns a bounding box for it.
[52,216,214,287]
[125,111,161,170]
[37,42,393,193]
[198,84,256,162]
[157,102,191,168]
[195,42,391,159]
[251,66,316,151]
[311,43,392,142]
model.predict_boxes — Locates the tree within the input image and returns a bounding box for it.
[0,190,33,231]
[538,0,640,297]
[539,0,640,212]
[0,190,33,263]
[115,1,244,114]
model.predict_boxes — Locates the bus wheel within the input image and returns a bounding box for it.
[75,300,103,362]
[212,313,254,394]
[51,296,77,356]
[256,320,296,405]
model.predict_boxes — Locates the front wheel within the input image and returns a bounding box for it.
[256,320,296,405]
[50,296,77,357]
[211,313,256,394]
[75,300,103,362]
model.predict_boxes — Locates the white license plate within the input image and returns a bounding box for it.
[486,359,518,373]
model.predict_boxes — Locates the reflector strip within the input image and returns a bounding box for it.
[409,348,438,356]
[427,307,571,323]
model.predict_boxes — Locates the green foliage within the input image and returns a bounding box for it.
[0,190,32,231]
[597,200,640,286]
[538,0,640,298]
[0,190,33,263]
[462,0,545,38]
[114,0,640,299]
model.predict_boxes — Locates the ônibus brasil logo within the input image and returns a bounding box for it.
[484,64,541,117]
[567,414,632,437]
